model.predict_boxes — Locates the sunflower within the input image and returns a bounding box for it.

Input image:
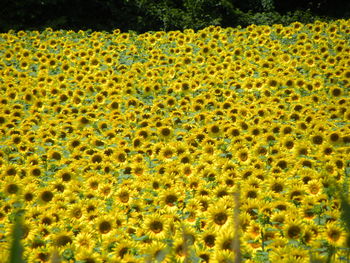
[47,148,62,161]
[143,213,169,240]
[245,220,262,240]
[111,239,137,260]
[208,122,222,138]
[38,187,55,204]
[3,164,18,176]
[327,131,341,145]
[235,147,250,164]
[283,218,304,240]
[116,188,132,205]
[159,188,182,208]
[200,226,217,249]
[267,177,287,195]
[242,185,259,200]
[280,135,296,151]
[212,250,236,263]
[293,142,310,158]
[159,144,176,160]
[2,176,21,195]
[213,185,232,199]
[21,183,37,204]
[310,132,325,145]
[53,230,74,248]
[307,179,323,196]
[131,162,146,176]
[27,247,57,263]
[200,44,210,56]
[178,153,191,165]
[206,204,232,231]
[75,250,100,263]
[112,149,127,163]
[301,224,316,245]
[38,211,55,226]
[215,225,237,253]
[67,203,84,222]
[323,222,347,247]
[170,237,191,262]
[194,245,212,263]
[74,231,95,251]
[268,246,291,262]
[143,241,170,263]
[284,246,310,263]
[158,126,173,141]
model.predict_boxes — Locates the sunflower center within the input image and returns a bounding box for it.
[165,195,177,205]
[41,191,53,202]
[73,209,82,219]
[287,225,301,239]
[150,221,163,233]
[56,235,72,247]
[272,183,283,193]
[328,230,341,241]
[119,192,129,203]
[239,152,248,161]
[161,128,171,136]
[7,184,19,194]
[214,212,228,225]
[222,239,234,251]
[204,235,216,247]
[99,221,112,234]
[312,135,323,145]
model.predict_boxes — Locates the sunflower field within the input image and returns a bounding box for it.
[0,19,350,263]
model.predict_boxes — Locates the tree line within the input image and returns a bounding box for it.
[1,0,349,33]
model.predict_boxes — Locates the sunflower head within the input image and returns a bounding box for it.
[143,213,169,240]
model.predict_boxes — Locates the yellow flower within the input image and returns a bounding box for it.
[53,230,74,248]
[307,179,323,195]
[158,126,173,141]
[207,122,223,138]
[95,214,114,235]
[283,218,304,240]
[301,223,317,245]
[143,213,169,240]
[215,225,237,253]
[111,239,137,261]
[329,86,343,97]
[67,203,85,222]
[38,186,55,204]
[75,250,101,262]
[284,246,310,263]
[74,231,95,251]
[159,188,183,209]
[112,149,127,163]
[288,182,307,203]
[198,224,217,248]
[158,144,175,160]
[115,188,132,205]
[2,175,21,196]
[241,185,259,200]
[2,164,19,177]
[323,222,347,247]
[206,204,232,232]
[194,245,213,263]
[213,250,236,263]
[235,147,250,164]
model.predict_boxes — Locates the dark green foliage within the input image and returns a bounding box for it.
[0,0,349,33]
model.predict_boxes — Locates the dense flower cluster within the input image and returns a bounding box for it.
[0,19,350,262]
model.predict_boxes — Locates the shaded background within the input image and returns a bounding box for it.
[0,0,349,33]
